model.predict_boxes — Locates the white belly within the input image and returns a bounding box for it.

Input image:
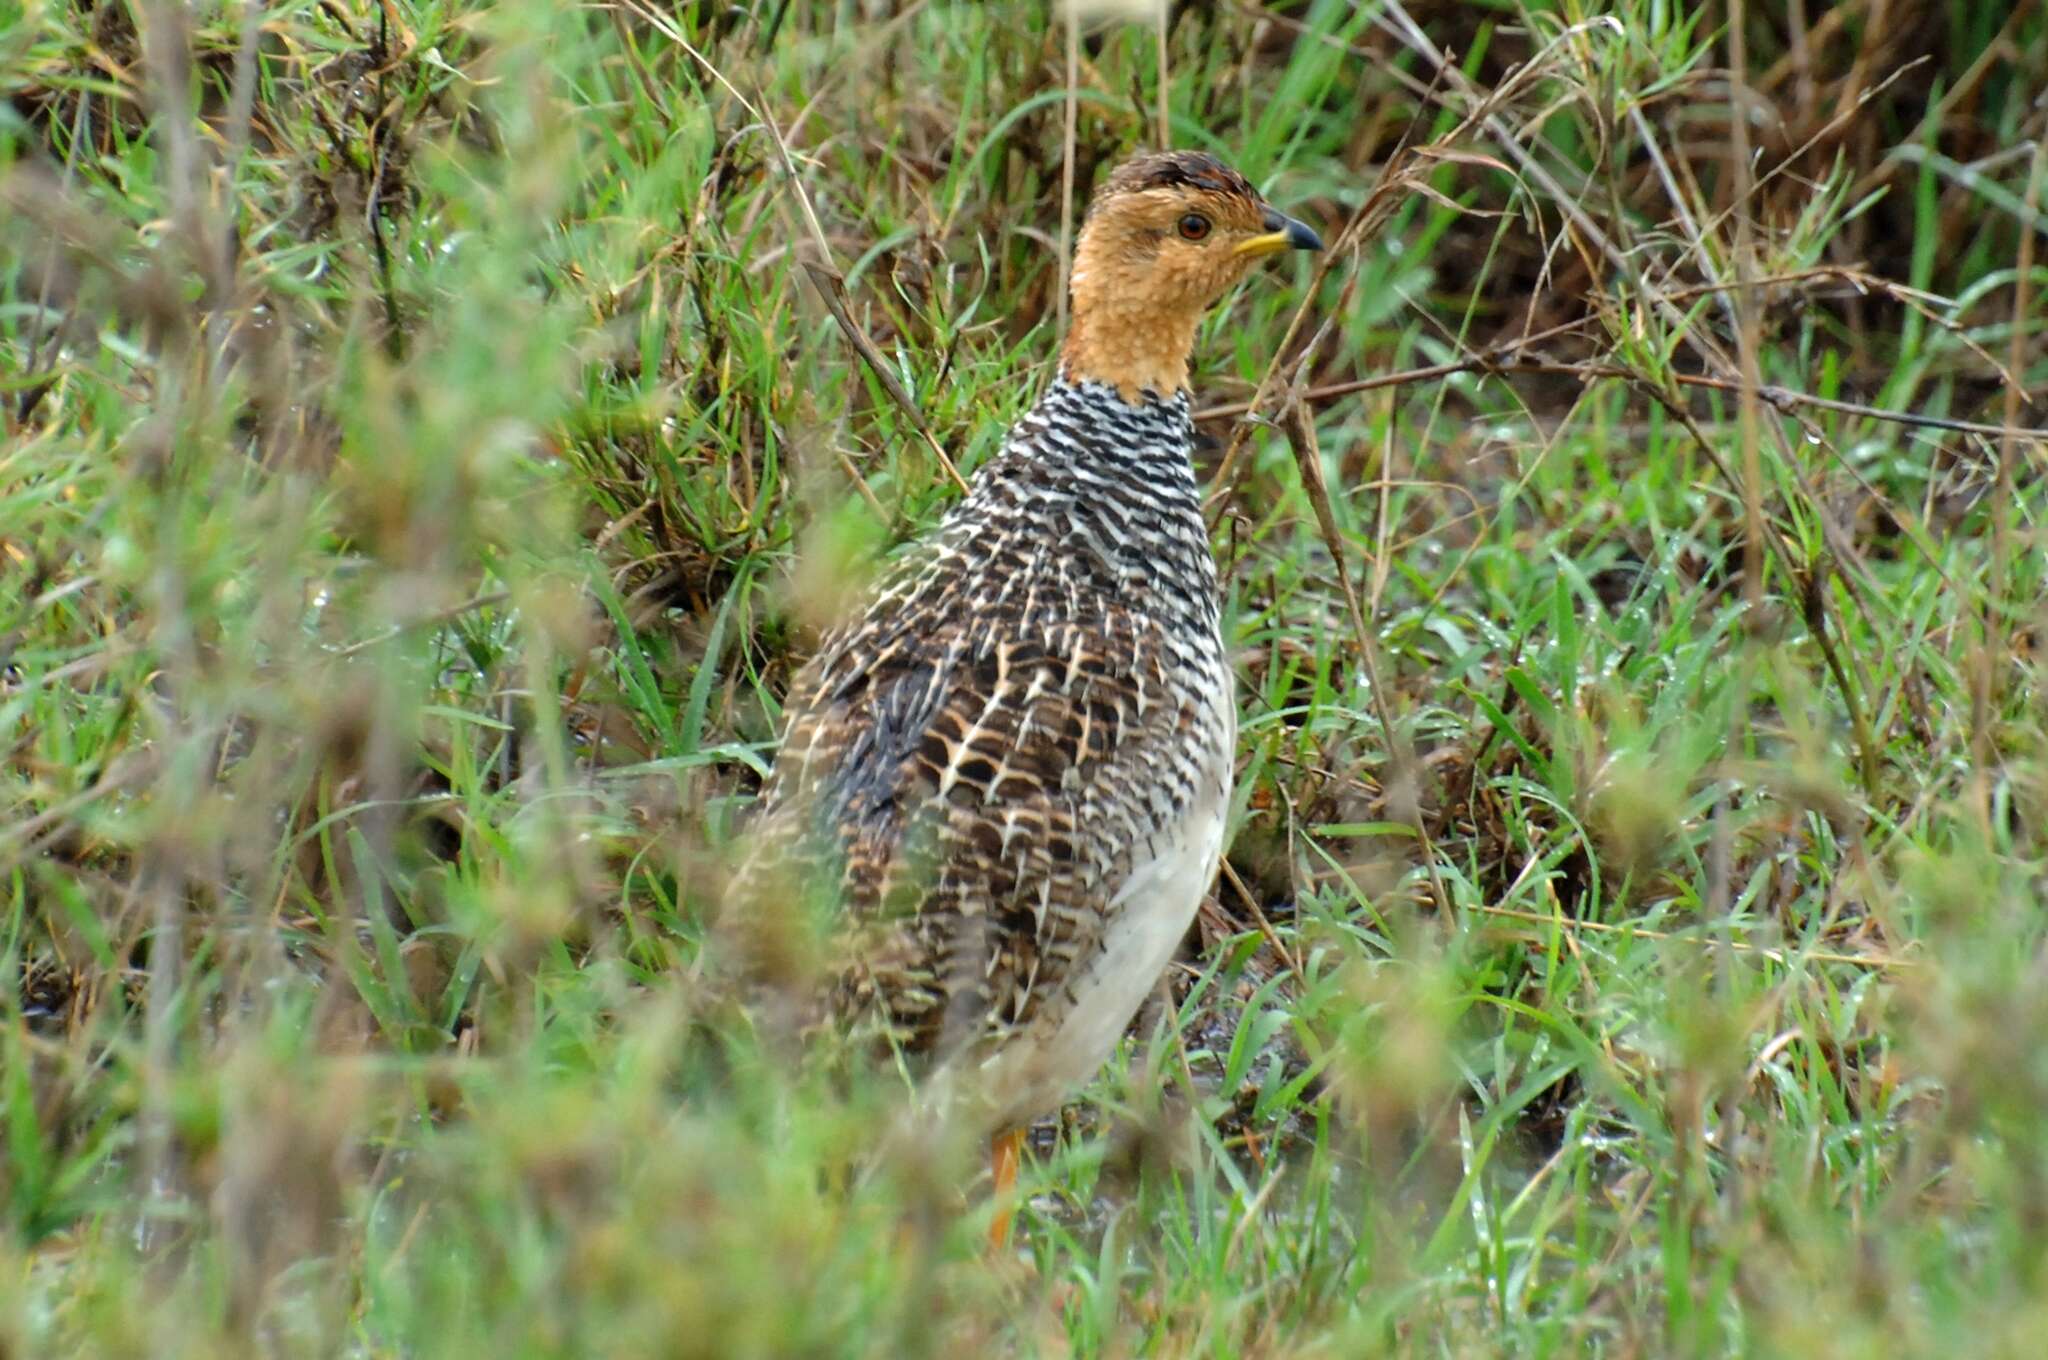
[979,751,1231,1120]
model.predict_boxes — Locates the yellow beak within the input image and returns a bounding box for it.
[1234,207,1325,258]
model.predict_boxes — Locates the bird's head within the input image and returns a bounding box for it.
[1061,150,1323,403]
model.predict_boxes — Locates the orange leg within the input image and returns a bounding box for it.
[988,1126,1025,1250]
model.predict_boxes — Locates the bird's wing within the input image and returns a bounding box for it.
[731,556,1201,1061]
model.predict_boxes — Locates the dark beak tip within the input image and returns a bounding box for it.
[1263,205,1324,252]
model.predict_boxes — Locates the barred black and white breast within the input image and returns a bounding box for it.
[732,379,1233,1125]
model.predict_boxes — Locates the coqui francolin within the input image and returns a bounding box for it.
[731,149,1323,1244]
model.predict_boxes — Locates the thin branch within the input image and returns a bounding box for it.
[0,752,158,864]
[1199,136,1442,520]
[1802,558,1881,799]
[1154,0,1170,149]
[758,107,970,496]
[1279,385,1453,917]
[1198,353,2048,441]
[1058,0,1079,336]
[1219,857,1305,985]
[332,589,511,659]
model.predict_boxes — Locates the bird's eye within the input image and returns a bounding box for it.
[1176,213,1212,241]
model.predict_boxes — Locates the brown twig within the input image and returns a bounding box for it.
[1198,353,2048,441]
[332,589,511,659]
[1192,317,1594,422]
[1279,384,1453,918]
[1219,857,1305,986]
[1977,135,2048,833]
[1154,0,1171,149]
[761,112,970,496]
[1845,0,2044,202]
[1802,558,1881,799]
[1199,138,1440,521]
[1058,2,1080,337]
[0,752,159,864]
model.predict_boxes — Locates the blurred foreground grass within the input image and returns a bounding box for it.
[3,0,2047,1354]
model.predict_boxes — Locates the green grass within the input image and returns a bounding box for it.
[3,0,2047,1354]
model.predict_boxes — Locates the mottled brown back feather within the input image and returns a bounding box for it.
[729,383,1231,1076]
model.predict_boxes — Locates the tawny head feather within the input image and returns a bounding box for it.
[1061,150,1322,402]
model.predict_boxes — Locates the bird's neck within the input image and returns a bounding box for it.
[1058,302,1200,405]
[954,376,1214,629]
[964,376,1207,619]
[1023,376,1196,473]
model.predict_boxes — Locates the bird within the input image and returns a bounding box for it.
[730,149,1323,1244]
